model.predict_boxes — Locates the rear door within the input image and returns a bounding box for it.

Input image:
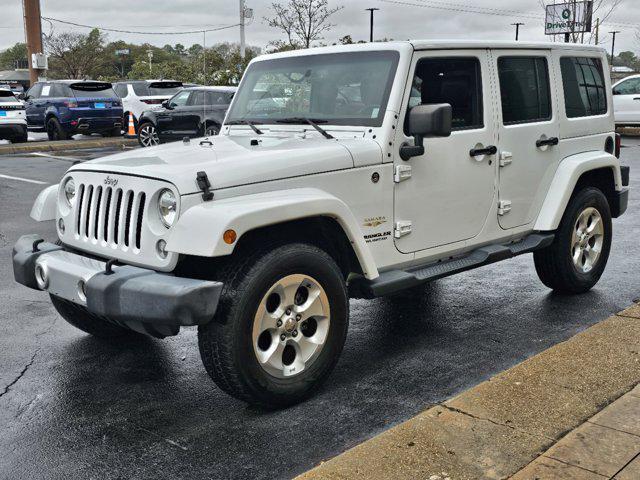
[612,77,640,125]
[491,49,560,230]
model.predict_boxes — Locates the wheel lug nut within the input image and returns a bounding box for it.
[280,334,286,341]
[296,314,302,321]
[292,330,298,337]
[277,319,283,327]
[286,309,291,315]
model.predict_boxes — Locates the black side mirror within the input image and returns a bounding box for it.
[18,93,26,100]
[162,100,171,109]
[400,103,452,161]
[612,89,620,96]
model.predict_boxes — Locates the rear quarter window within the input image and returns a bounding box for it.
[560,57,607,118]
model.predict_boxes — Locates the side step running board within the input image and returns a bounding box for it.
[352,233,554,298]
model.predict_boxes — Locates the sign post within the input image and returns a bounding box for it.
[115,49,130,79]
[545,2,593,41]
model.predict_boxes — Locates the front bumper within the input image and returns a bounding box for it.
[12,235,222,338]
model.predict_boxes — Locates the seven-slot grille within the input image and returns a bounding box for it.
[75,183,146,251]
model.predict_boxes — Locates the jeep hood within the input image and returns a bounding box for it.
[70,134,381,194]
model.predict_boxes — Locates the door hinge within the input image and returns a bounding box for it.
[498,200,512,215]
[394,220,412,238]
[499,151,513,167]
[394,164,412,183]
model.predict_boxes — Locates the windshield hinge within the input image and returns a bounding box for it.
[394,165,412,183]
[394,220,412,238]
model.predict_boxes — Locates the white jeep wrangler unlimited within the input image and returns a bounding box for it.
[13,41,629,407]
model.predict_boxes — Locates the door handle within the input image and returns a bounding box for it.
[536,137,559,148]
[634,97,640,101]
[469,145,497,157]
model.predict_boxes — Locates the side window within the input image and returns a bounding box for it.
[190,91,205,106]
[613,78,640,95]
[50,84,68,97]
[206,91,232,105]
[560,57,607,118]
[169,90,191,107]
[498,56,551,125]
[113,84,128,98]
[26,84,42,98]
[405,57,483,133]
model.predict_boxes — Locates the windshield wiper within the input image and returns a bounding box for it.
[226,119,263,135]
[276,117,334,140]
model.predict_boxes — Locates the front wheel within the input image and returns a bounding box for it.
[534,187,612,294]
[198,243,349,408]
[137,122,159,147]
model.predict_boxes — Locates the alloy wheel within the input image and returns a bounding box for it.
[571,207,604,273]
[252,274,331,378]
[139,124,159,147]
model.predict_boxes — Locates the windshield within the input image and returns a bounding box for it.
[226,51,400,127]
[70,82,116,98]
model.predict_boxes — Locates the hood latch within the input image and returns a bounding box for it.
[196,171,214,201]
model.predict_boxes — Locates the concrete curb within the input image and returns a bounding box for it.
[297,304,640,480]
[0,137,138,155]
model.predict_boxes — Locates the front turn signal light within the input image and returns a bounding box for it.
[223,229,237,245]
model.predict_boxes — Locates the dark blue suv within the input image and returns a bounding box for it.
[24,80,123,140]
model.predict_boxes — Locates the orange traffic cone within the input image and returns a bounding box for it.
[126,112,136,137]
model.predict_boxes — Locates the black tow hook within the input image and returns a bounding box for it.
[104,258,120,275]
[32,239,45,253]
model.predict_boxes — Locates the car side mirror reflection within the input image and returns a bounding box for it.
[162,100,171,109]
[400,103,452,161]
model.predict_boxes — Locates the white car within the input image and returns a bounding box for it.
[14,41,628,408]
[112,80,183,135]
[0,88,27,142]
[612,74,640,127]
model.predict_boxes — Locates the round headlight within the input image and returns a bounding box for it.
[63,177,76,205]
[158,189,177,228]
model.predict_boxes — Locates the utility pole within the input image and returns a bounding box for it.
[365,8,380,43]
[239,0,246,59]
[511,22,524,41]
[609,31,621,71]
[22,0,44,85]
[594,18,599,45]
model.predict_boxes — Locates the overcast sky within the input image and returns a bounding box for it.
[2,0,638,54]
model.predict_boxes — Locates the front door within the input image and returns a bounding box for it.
[613,76,640,125]
[394,50,497,253]
[491,49,560,229]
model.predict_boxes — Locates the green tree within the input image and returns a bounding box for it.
[0,43,28,69]
[45,28,108,79]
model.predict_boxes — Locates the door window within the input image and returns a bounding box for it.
[189,91,205,106]
[206,91,233,105]
[169,90,191,107]
[50,83,69,97]
[613,77,640,95]
[406,57,483,132]
[560,57,607,118]
[26,84,42,98]
[498,56,551,125]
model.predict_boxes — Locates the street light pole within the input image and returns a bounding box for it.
[609,31,621,71]
[365,8,379,43]
[240,0,246,59]
[511,22,524,41]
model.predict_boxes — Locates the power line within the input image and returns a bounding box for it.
[41,16,241,35]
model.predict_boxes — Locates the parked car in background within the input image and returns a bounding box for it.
[612,74,640,127]
[24,80,123,140]
[137,86,236,146]
[0,88,27,142]
[0,82,25,96]
[112,80,183,135]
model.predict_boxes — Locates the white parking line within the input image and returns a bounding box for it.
[30,152,80,162]
[0,174,47,185]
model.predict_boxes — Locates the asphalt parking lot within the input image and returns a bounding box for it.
[0,140,638,480]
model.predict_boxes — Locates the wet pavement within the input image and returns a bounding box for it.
[0,140,639,480]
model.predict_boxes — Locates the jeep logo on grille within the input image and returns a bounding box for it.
[104,176,118,187]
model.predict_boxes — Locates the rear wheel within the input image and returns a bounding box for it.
[534,187,612,294]
[13,128,28,143]
[204,124,219,136]
[138,122,159,147]
[50,294,137,338]
[198,243,349,408]
[46,118,68,141]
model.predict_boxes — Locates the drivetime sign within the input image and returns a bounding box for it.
[545,1,593,35]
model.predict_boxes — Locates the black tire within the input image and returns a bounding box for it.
[50,294,137,339]
[137,122,159,147]
[198,243,349,408]
[204,124,219,136]
[46,117,68,141]
[534,187,612,294]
